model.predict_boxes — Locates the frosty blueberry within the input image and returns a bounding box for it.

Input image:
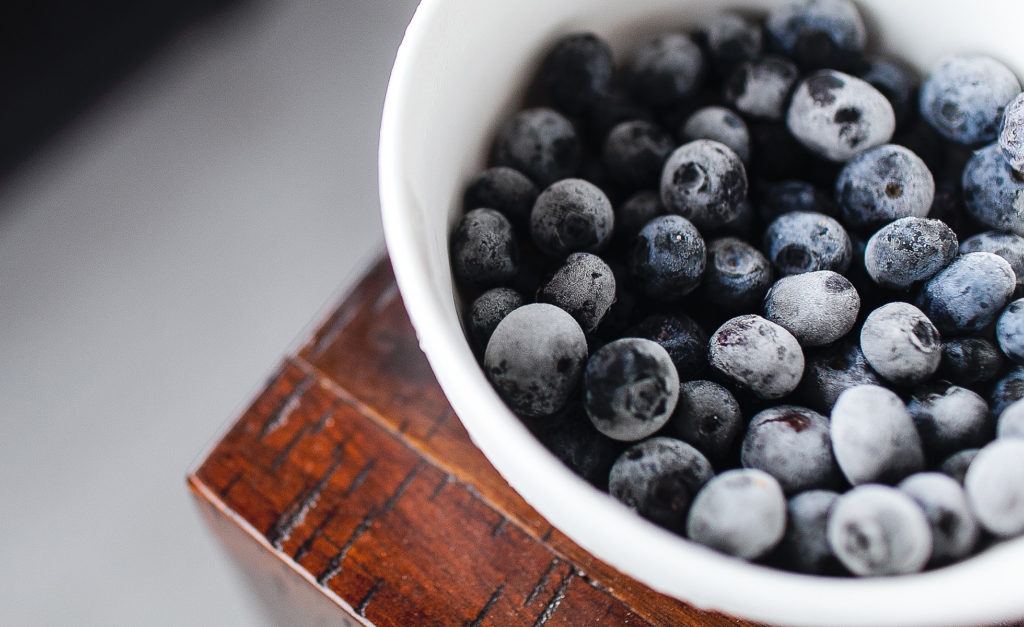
[686,469,787,560]
[451,208,519,287]
[491,108,582,186]
[960,231,1024,294]
[537,253,617,333]
[998,399,1024,439]
[830,384,925,485]
[609,437,713,531]
[531,178,614,257]
[463,167,538,228]
[660,139,748,230]
[584,338,680,441]
[603,120,675,189]
[997,299,1024,364]
[709,315,805,399]
[669,380,743,462]
[918,252,1016,335]
[779,490,841,574]
[899,473,979,565]
[468,288,525,349]
[615,191,663,243]
[628,313,708,379]
[836,145,936,231]
[827,485,932,576]
[625,33,704,107]
[758,179,837,221]
[999,92,1024,172]
[787,70,895,162]
[765,0,866,71]
[724,56,799,121]
[539,33,614,116]
[991,366,1024,416]
[763,211,852,276]
[859,56,919,128]
[940,449,979,485]
[763,271,860,347]
[938,338,1005,387]
[920,54,1021,145]
[863,217,957,290]
[681,106,751,162]
[741,406,839,494]
[798,340,882,412]
[907,382,992,460]
[704,237,774,311]
[964,439,1024,537]
[485,304,588,417]
[701,11,763,74]
[630,215,707,300]
[961,143,1024,236]
[859,302,941,386]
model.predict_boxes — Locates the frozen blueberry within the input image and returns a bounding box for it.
[859,56,919,128]
[491,108,582,186]
[831,384,925,485]
[704,237,773,312]
[863,217,957,290]
[998,399,1024,439]
[960,231,1024,294]
[686,469,787,560]
[584,338,680,441]
[961,143,1024,236]
[723,56,800,122]
[965,439,1024,537]
[614,190,663,245]
[628,313,708,379]
[709,315,805,399]
[609,437,713,531]
[763,211,852,276]
[999,93,1024,172]
[918,252,1016,336]
[798,340,883,412]
[531,178,614,257]
[859,302,941,386]
[701,11,763,74]
[836,145,936,231]
[630,215,707,301]
[764,271,860,347]
[765,0,866,71]
[741,406,839,494]
[938,338,1005,387]
[997,299,1024,364]
[625,33,704,107]
[827,485,932,576]
[758,179,837,222]
[463,167,538,228]
[527,403,624,489]
[920,54,1021,145]
[485,304,588,417]
[468,288,525,349]
[940,449,980,485]
[907,382,992,460]
[779,490,842,574]
[787,70,895,162]
[451,208,519,287]
[681,106,751,163]
[538,253,616,333]
[899,473,979,565]
[660,140,748,230]
[669,380,743,462]
[991,366,1024,417]
[603,120,675,189]
[539,33,614,116]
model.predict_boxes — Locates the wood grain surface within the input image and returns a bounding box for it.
[189,259,753,626]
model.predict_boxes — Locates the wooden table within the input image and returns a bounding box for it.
[188,259,752,626]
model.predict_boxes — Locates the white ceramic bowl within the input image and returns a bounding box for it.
[380,1,1024,624]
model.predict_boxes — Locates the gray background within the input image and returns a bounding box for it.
[0,1,419,624]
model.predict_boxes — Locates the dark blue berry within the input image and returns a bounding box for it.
[859,56,919,128]
[531,178,614,257]
[758,179,837,222]
[724,56,799,121]
[764,271,859,346]
[965,439,1024,537]
[938,338,1005,387]
[899,472,980,565]
[779,490,842,574]
[615,190,663,244]
[701,11,763,74]
[704,237,773,312]
[997,299,1024,364]
[687,469,786,559]
[741,405,839,494]
[999,93,1024,172]
[836,145,935,231]
[863,217,957,290]
[540,33,614,116]
[603,120,675,189]
[661,140,748,230]
[860,302,941,386]
[491,108,581,186]
[766,0,866,72]
[831,384,925,485]
[918,252,1016,335]
[625,33,704,107]
[709,315,805,399]
[763,211,852,276]
[669,380,742,462]
[628,313,708,379]
[991,366,1024,417]
[451,208,518,287]
[630,215,707,300]
[681,106,751,162]
[468,287,525,349]
[962,143,1024,236]
[920,55,1021,145]
[827,485,932,576]
[960,231,1024,295]
[464,167,539,228]
[907,382,992,460]
[798,340,883,412]
[537,253,616,333]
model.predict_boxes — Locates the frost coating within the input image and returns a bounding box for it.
[451,208,519,287]
[764,271,859,346]
[686,469,786,559]
[669,380,742,461]
[491,107,581,186]
[836,145,935,231]
[625,33,704,106]
[907,382,991,459]
[536,252,616,333]
[965,439,1024,537]
[763,211,852,276]
[999,93,1024,172]
[918,252,1016,335]
[630,215,707,300]
[660,140,747,229]
[709,315,804,399]
[724,56,799,121]
[960,231,1024,292]
[682,106,751,162]
[741,405,838,494]
[920,54,1021,145]
[830,384,924,485]
[530,178,614,258]
[860,302,941,386]
[997,299,1024,364]
[864,217,957,290]
[962,144,1024,236]
[828,485,932,576]
[469,288,524,348]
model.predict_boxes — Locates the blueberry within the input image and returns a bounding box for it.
[859,56,919,128]
[763,211,852,276]
[609,437,713,531]
[485,304,588,417]
[938,338,1005,387]
[709,315,805,399]
[939,449,980,485]
[669,380,743,462]
[681,106,751,162]
[764,271,860,347]
[463,167,539,228]
[531,178,614,257]
[964,439,1024,537]
[758,179,838,222]
[918,252,1016,335]
[920,54,1021,145]
[625,33,704,107]
[999,92,1024,172]
[584,338,680,441]
[630,215,707,300]
[660,140,748,230]
[831,384,925,485]
[998,399,1024,439]
[491,108,582,186]
[603,120,675,189]
[863,217,958,290]
[765,0,866,72]
[787,70,895,162]
[798,340,883,412]
[827,485,932,576]
[723,56,800,122]
[899,472,980,566]
[686,469,787,560]
[468,288,525,349]
[997,299,1024,364]
[527,403,624,489]
[615,190,664,244]
[779,490,842,574]
[628,313,708,379]
[907,382,992,460]
[991,366,1024,416]
[701,11,763,74]
[961,143,1024,236]
[741,406,839,494]
[451,208,519,287]
[539,33,614,116]
[960,231,1024,294]
[704,237,774,312]
[537,253,617,333]
[859,302,941,386]
[836,145,936,231]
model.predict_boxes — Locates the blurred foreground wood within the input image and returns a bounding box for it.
[188,258,753,626]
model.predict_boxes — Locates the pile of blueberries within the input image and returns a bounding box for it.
[450,0,1024,576]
